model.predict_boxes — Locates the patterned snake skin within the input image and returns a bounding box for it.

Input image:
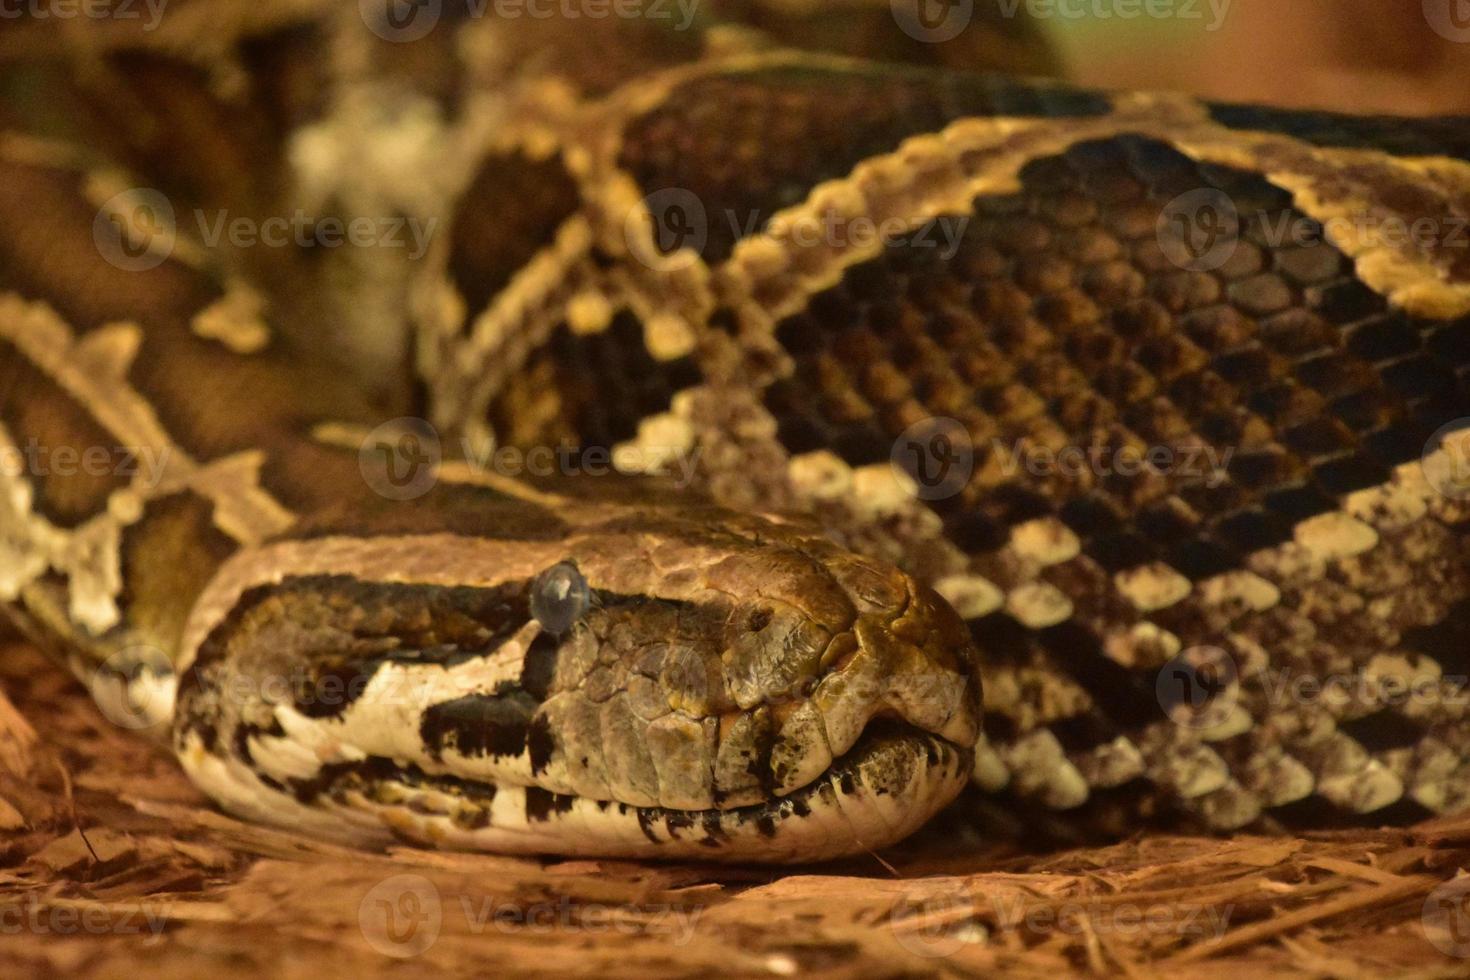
[5,5,1470,857]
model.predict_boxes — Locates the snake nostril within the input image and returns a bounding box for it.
[747,606,774,632]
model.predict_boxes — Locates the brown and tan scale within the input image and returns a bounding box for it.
[8,4,1470,848]
[413,39,1470,833]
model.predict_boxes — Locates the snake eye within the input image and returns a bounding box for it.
[530,561,591,635]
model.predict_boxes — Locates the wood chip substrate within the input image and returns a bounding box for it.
[3,640,1469,979]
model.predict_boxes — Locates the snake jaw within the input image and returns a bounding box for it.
[765,578,982,798]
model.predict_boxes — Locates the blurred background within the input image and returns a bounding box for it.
[1039,0,1470,114]
[4,0,1470,116]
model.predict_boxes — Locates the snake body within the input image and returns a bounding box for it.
[5,7,1470,860]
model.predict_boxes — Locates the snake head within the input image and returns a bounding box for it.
[172,496,981,862]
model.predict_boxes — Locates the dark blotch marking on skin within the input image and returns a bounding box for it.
[452,806,491,831]
[1336,709,1426,754]
[290,482,570,542]
[295,641,522,721]
[294,660,389,719]
[193,722,218,754]
[231,718,286,766]
[754,814,778,838]
[274,723,961,850]
[448,150,581,318]
[519,631,559,699]
[0,337,134,528]
[525,786,575,822]
[741,714,778,798]
[527,714,556,775]
[636,808,661,844]
[287,757,498,806]
[664,811,697,840]
[233,725,255,766]
[700,811,728,848]
[421,688,541,760]
[189,576,541,729]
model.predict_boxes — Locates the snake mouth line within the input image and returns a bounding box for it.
[290,720,974,861]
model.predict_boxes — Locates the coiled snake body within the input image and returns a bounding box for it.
[4,8,1470,861]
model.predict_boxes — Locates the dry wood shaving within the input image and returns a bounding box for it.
[2,639,1469,979]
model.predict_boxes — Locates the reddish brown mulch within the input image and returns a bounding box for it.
[3,639,1469,979]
